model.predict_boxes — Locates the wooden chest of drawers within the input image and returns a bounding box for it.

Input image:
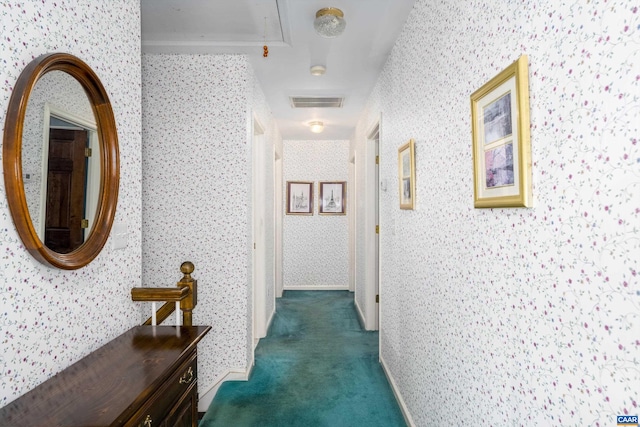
[0,325,211,427]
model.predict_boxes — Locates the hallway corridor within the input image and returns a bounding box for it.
[200,291,405,427]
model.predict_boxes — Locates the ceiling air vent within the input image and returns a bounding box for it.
[289,96,344,108]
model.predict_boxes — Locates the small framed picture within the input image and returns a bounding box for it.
[398,139,416,210]
[319,181,346,215]
[286,181,313,215]
[470,55,532,208]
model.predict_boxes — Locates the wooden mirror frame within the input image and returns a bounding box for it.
[3,53,119,270]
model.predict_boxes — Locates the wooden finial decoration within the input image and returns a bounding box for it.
[178,261,196,327]
[180,261,194,279]
[263,17,269,57]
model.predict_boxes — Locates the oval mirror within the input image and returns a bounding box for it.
[3,53,119,270]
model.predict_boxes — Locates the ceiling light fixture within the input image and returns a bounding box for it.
[310,65,326,76]
[314,7,346,38]
[309,121,324,133]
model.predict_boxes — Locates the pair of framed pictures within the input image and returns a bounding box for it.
[286,181,346,215]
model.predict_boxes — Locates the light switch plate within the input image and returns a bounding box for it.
[111,221,128,250]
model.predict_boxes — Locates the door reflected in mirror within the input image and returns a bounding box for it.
[23,71,101,253]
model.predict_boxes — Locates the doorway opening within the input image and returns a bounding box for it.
[39,104,99,252]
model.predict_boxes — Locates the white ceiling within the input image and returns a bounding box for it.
[141,0,416,140]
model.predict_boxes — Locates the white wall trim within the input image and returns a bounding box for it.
[379,354,415,427]
[198,364,254,412]
[355,297,367,329]
[266,306,276,334]
[252,114,268,340]
[274,153,284,298]
[283,286,349,291]
[348,152,357,293]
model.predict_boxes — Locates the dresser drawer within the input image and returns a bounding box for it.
[126,351,198,427]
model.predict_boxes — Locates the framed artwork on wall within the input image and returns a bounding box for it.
[470,55,532,208]
[319,181,346,215]
[286,181,313,215]
[398,139,416,210]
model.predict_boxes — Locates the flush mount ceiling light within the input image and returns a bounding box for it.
[310,65,326,76]
[309,121,324,133]
[314,7,346,38]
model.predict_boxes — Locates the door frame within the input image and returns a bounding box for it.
[348,152,356,293]
[274,149,284,298]
[365,121,381,331]
[252,117,267,344]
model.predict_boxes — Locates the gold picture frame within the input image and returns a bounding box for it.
[319,181,346,215]
[398,139,416,210]
[470,55,532,208]
[286,181,313,215]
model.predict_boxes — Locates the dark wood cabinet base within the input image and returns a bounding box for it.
[0,325,211,427]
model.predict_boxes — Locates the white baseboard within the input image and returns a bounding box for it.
[283,286,349,291]
[198,365,253,412]
[199,308,275,412]
[379,354,416,427]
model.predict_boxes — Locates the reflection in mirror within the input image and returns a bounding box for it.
[3,53,120,270]
[23,71,101,253]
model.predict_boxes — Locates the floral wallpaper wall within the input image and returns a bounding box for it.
[353,0,639,425]
[283,140,349,289]
[141,53,280,399]
[0,0,142,407]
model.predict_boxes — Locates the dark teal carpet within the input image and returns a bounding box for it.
[200,290,406,427]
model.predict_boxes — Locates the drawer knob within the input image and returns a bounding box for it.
[179,366,194,384]
[139,414,152,427]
